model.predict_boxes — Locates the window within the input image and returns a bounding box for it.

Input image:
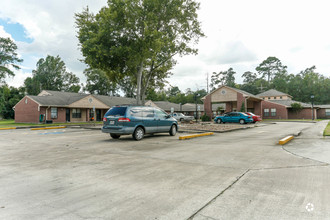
[271,108,276,116]
[274,97,277,99]
[72,108,81,118]
[280,96,282,99]
[130,107,144,117]
[326,109,330,116]
[155,108,167,118]
[51,107,57,119]
[264,109,269,117]
[105,107,126,116]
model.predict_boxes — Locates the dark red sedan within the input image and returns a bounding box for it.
[245,112,262,123]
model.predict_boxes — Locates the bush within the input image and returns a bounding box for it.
[201,113,210,121]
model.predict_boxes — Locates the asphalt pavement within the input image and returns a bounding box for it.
[0,121,329,220]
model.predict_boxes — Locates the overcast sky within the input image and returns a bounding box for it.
[1,0,330,93]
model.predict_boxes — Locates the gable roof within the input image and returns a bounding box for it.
[152,101,181,111]
[93,94,136,107]
[257,89,292,98]
[202,85,262,100]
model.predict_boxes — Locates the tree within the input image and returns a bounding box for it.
[24,55,81,95]
[0,84,25,119]
[290,102,303,115]
[0,37,23,82]
[210,68,236,90]
[256,56,287,85]
[75,0,204,104]
[83,68,117,95]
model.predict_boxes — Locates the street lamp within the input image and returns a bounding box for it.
[311,95,314,120]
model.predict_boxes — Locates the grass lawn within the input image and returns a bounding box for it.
[0,119,102,128]
[324,122,330,136]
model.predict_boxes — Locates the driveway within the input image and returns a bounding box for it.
[0,122,329,219]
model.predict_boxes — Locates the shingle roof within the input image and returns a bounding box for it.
[316,104,330,108]
[182,103,204,112]
[93,94,136,107]
[31,90,88,106]
[267,99,312,108]
[257,89,291,97]
[152,101,181,111]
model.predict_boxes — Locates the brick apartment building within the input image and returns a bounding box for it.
[202,86,329,120]
[14,90,136,123]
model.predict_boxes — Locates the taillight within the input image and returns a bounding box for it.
[118,118,131,122]
[103,117,107,122]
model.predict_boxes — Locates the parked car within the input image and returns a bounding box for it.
[102,105,178,141]
[245,112,262,123]
[170,112,194,122]
[214,112,253,124]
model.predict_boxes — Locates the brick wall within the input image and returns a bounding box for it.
[237,93,244,112]
[225,102,232,112]
[317,108,330,119]
[261,101,288,119]
[288,108,313,119]
[15,97,40,123]
[254,101,262,116]
[42,107,67,123]
[203,95,212,119]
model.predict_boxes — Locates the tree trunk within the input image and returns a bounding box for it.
[136,62,143,105]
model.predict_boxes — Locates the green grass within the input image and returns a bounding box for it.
[324,122,330,136]
[0,119,102,128]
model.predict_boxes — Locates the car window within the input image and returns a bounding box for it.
[130,107,144,117]
[105,107,127,116]
[143,107,155,118]
[155,108,167,118]
[241,113,248,116]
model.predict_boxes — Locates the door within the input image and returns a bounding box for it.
[66,109,70,122]
[154,108,172,132]
[141,107,157,133]
[96,109,102,121]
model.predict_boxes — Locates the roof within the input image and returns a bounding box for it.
[26,90,136,107]
[93,94,136,107]
[182,103,204,112]
[257,89,292,98]
[202,85,262,100]
[152,101,181,111]
[316,104,330,108]
[267,99,312,108]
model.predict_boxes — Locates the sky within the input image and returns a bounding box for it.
[1,0,330,93]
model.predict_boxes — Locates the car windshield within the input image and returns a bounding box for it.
[105,107,127,116]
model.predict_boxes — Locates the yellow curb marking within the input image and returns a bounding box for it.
[179,132,214,140]
[31,126,66,130]
[279,135,294,145]
[0,127,16,130]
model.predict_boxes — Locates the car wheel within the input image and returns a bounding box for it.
[133,127,144,141]
[217,119,221,124]
[110,133,120,139]
[239,119,245,124]
[169,124,177,136]
[253,121,256,124]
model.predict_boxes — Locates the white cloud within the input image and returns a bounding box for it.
[1,0,330,92]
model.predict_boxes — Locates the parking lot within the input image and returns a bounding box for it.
[0,121,329,219]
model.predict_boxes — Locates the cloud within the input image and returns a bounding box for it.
[0,25,12,39]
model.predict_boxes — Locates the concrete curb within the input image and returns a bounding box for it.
[0,127,16,130]
[179,126,253,134]
[279,135,294,145]
[31,126,66,130]
[179,132,214,140]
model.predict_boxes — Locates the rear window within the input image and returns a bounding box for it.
[241,113,248,116]
[105,107,127,116]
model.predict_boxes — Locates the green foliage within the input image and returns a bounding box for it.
[290,102,303,113]
[24,55,80,95]
[0,37,23,82]
[210,68,236,90]
[201,113,210,122]
[75,0,204,104]
[256,56,287,84]
[240,102,245,112]
[0,84,25,119]
[83,68,117,95]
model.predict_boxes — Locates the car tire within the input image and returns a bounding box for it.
[133,127,144,141]
[239,119,245,124]
[169,124,177,136]
[217,119,222,124]
[110,133,120,139]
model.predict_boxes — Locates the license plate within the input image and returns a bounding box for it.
[110,121,115,125]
